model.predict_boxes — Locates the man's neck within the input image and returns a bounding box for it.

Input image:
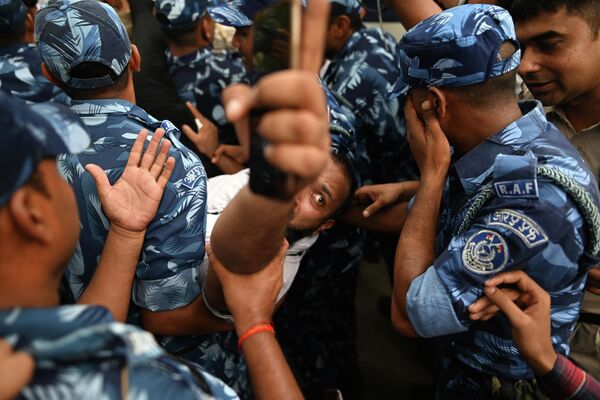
[168,38,209,58]
[559,85,600,132]
[0,273,60,309]
[451,101,523,157]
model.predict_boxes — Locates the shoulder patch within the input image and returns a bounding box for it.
[462,230,509,275]
[488,209,549,248]
[182,165,204,189]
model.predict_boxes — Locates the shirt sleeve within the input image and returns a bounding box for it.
[433,197,585,328]
[539,355,600,400]
[406,266,469,338]
[132,151,208,312]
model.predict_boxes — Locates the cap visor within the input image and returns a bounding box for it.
[209,5,253,27]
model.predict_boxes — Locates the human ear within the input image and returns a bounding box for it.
[316,219,335,234]
[428,87,447,119]
[130,44,141,72]
[7,188,53,244]
[201,16,215,43]
[41,64,61,87]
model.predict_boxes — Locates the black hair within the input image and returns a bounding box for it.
[329,3,363,30]
[59,62,130,100]
[511,0,600,37]
[444,69,517,108]
[329,150,358,220]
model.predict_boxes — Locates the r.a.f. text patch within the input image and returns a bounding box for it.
[494,179,539,199]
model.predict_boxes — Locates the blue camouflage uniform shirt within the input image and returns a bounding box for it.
[166,46,246,144]
[0,305,237,399]
[323,28,417,184]
[59,99,207,316]
[0,43,63,103]
[406,101,600,380]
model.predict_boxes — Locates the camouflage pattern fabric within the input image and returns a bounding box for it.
[323,27,417,185]
[58,99,208,316]
[433,102,600,395]
[0,306,238,399]
[0,43,64,103]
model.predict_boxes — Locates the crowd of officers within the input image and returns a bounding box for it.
[0,0,599,398]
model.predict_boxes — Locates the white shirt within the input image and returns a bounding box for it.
[200,169,319,321]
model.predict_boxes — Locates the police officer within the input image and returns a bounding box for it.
[0,0,62,103]
[155,0,246,147]
[35,0,209,322]
[0,92,237,399]
[323,0,416,185]
[388,5,600,398]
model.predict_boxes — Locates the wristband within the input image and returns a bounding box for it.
[238,323,275,351]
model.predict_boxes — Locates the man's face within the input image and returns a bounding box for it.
[517,7,600,106]
[38,159,80,270]
[287,157,351,237]
[232,26,254,72]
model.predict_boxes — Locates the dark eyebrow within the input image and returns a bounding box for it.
[320,183,333,202]
[529,31,564,43]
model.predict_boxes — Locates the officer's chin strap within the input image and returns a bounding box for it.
[455,165,600,261]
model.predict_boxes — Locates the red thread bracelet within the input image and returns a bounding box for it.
[238,323,275,351]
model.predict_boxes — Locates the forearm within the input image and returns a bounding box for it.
[341,202,409,233]
[78,226,144,322]
[391,0,441,30]
[140,295,233,336]
[539,354,600,400]
[392,174,445,334]
[211,186,294,273]
[240,331,303,400]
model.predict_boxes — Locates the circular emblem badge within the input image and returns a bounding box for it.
[461,230,509,275]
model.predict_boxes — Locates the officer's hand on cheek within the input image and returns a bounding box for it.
[404,92,451,180]
[221,0,331,196]
[0,340,35,399]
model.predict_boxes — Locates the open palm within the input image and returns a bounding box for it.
[86,128,176,233]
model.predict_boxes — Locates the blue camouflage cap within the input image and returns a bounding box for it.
[0,0,27,34]
[208,0,270,27]
[323,82,361,188]
[35,0,132,90]
[388,4,521,100]
[0,92,90,207]
[329,0,360,17]
[155,0,215,32]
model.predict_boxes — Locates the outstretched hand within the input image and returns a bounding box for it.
[354,181,420,218]
[181,102,220,159]
[86,128,176,234]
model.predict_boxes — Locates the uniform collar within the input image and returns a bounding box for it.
[0,305,112,341]
[165,45,214,69]
[453,100,546,193]
[0,42,32,55]
[70,98,151,119]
